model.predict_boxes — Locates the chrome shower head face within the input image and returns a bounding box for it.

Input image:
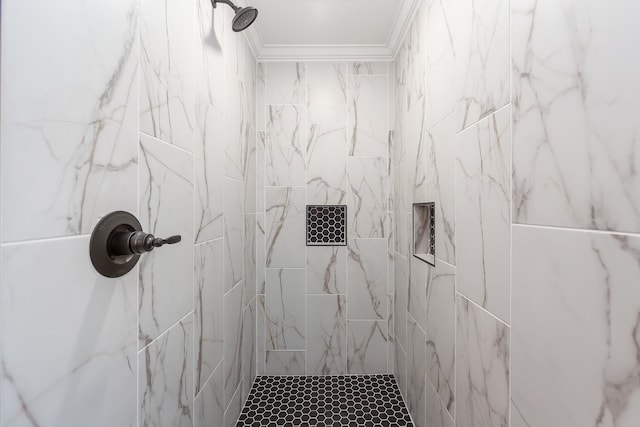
[232,6,258,32]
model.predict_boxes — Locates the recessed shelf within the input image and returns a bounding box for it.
[413,202,435,266]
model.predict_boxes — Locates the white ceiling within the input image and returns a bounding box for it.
[243,0,420,61]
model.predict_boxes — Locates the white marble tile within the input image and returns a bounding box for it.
[265,187,305,268]
[348,62,388,76]
[405,2,427,111]
[224,382,242,427]
[307,295,347,375]
[347,157,388,238]
[256,132,266,213]
[194,239,224,396]
[388,132,395,212]
[406,99,428,205]
[244,130,257,214]
[139,316,193,427]
[387,293,395,371]
[1,0,138,242]
[394,45,408,167]
[425,113,456,266]
[395,341,408,398]
[266,352,306,375]
[426,379,455,427]
[223,28,247,181]
[244,214,257,306]
[1,237,136,426]
[140,0,194,150]
[195,0,224,112]
[223,282,243,409]
[265,105,307,186]
[512,225,640,426]
[265,62,307,105]
[307,124,347,205]
[394,254,409,352]
[256,295,266,375]
[455,0,509,131]
[194,361,224,427]
[256,63,266,131]
[407,315,426,427]
[387,212,395,293]
[307,62,347,123]
[194,96,224,244]
[456,108,511,322]
[138,135,194,347]
[426,261,456,417]
[512,0,640,233]
[347,321,388,374]
[266,269,306,350]
[456,296,510,427]
[424,0,456,129]
[307,246,347,294]
[242,299,256,403]
[256,214,266,294]
[347,239,388,320]
[224,178,244,292]
[347,76,388,157]
[408,256,428,331]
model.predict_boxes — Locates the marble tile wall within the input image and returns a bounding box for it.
[1,1,256,426]
[393,0,640,427]
[257,61,393,375]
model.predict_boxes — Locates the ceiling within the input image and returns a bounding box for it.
[243,0,420,61]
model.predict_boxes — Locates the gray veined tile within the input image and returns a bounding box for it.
[395,340,408,398]
[194,96,224,244]
[256,214,266,294]
[265,62,307,105]
[256,63,266,131]
[307,246,347,295]
[347,320,388,375]
[456,295,510,427]
[307,295,347,375]
[266,105,307,186]
[387,212,395,294]
[408,253,428,332]
[456,108,511,322]
[512,225,640,426]
[405,1,427,111]
[140,0,194,151]
[512,0,640,233]
[139,316,194,427]
[407,315,426,427]
[307,62,347,124]
[195,0,225,112]
[265,187,305,268]
[387,293,395,370]
[406,98,427,205]
[224,282,244,410]
[242,299,256,403]
[194,361,224,427]
[347,239,388,321]
[256,132,266,212]
[306,124,347,205]
[394,44,408,167]
[244,129,257,214]
[266,351,306,375]
[224,381,243,427]
[194,239,224,397]
[347,76,388,157]
[348,62,388,76]
[1,0,138,242]
[244,214,257,306]
[426,378,455,427]
[256,295,267,375]
[455,0,509,131]
[0,237,137,426]
[266,269,306,350]
[393,254,408,352]
[224,178,244,292]
[138,135,194,348]
[347,157,388,239]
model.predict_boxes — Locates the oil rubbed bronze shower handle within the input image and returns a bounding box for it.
[109,230,182,256]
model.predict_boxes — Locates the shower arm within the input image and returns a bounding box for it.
[211,0,240,12]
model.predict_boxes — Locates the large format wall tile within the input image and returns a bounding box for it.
[224,178,244,292]
[408,256,428,331]
[256,295,267,375]
[140,0,194,150]
[307,63,347,124]
[347,158,388,238]
[139,315,193,427]
[393,46,408,167]
[404,1,426,112]
[1,0,138,242]
[455,0,509,131]
[265,62,307,105]
[512,225,640,426]
[426,262,456,417]
[224,282,244,409]
[407,315,426,427]
[307,295,347,375]
[139,135,194,347]
[265,187,305,268]
[349,62,388,76]
[348,239,388,320]
[426,380,455,427]
[307,124,347,205]
[256,64,266,130]
[394,254,409,351]
[347,76,388,157]
[244,214,257,306]
[266,269,306,350]
[242,299,256,403]
[347,321,388,374]
[266,351,306,375]
[194,96,224,243]
[456,108,511,322]
[194,239,224,396]
[194,362,224,427]
[512,0,640,233]
[195,0,224,112]
[307,246,347,294]
[266,105,307,186]
[456,296,510,427]
[1,237,136,426]
[406,100,427,205]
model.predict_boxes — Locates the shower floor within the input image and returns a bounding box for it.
[236,374,414,426]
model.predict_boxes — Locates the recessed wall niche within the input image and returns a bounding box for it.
[413,202,435,266]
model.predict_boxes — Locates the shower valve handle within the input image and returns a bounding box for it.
[112,231,182,256]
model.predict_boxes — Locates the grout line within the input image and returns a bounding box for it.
[1,233,90,247]
[138,130,195,156]
[456,291,511,328]
[138,310,194,354]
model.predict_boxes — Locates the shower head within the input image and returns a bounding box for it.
[212,0,259,32]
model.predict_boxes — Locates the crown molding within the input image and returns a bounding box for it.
[243,0,421,62]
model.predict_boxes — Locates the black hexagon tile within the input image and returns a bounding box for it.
[306,205,347,246]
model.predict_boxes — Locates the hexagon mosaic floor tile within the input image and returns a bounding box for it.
[236,374,414,426]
